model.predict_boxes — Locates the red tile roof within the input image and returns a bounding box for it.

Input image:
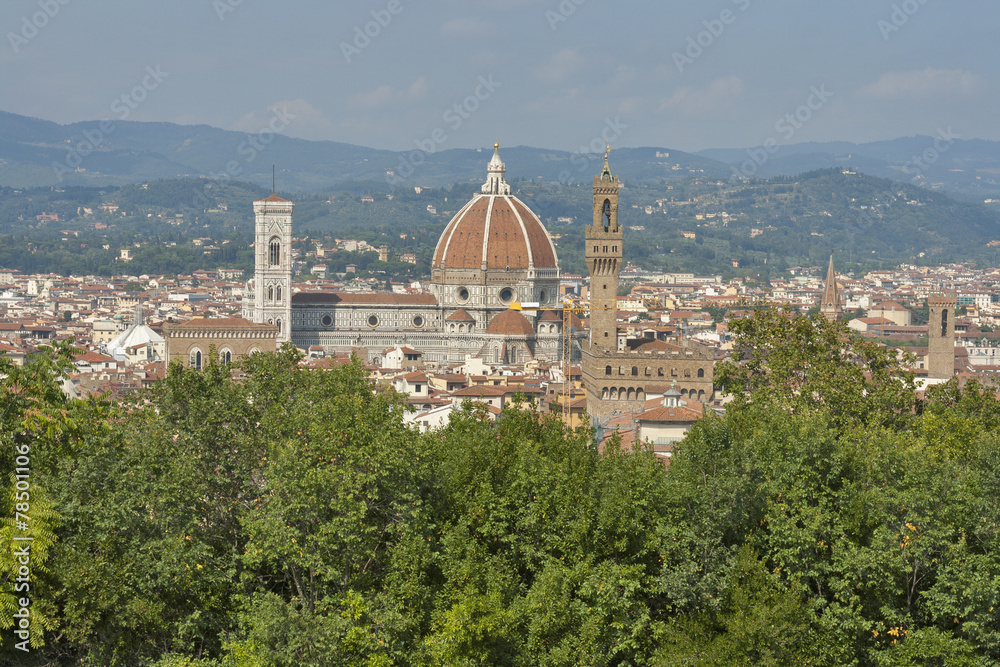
[485,310,534,336]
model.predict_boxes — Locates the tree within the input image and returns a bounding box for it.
[716,308,917,430]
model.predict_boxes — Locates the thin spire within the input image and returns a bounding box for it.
[601,143,613,181]
[272,163,275,194]
[820,252,842,321]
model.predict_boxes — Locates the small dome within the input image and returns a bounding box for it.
[485,309,535,337]
[538,310,562,322]
[446,308,477,322]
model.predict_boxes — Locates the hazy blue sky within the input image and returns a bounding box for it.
[3,0,996,152]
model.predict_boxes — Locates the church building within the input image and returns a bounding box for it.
[244,145,567,365]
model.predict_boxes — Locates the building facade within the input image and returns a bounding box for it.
[163,317,279,369]
[581,151,715,422]
[244,146,565,365]
[927,293,957,379]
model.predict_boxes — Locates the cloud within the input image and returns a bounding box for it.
[859,69,981,99]
[440,18,494,37]
[534,48,585,83]
[348,77,430,110]
[659,76,744,112]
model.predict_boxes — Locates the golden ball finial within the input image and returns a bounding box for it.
[494,141,500,151]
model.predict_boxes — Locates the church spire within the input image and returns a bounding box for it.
[820,253,842,321]
[600,143,612,181]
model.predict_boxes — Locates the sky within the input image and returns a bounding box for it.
[2,0,997,153]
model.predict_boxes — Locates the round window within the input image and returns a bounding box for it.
[499,287,514,303]
[413,315,424,328]
[458,287,470,303]
[367,314,379,327]
[321,314,333,327]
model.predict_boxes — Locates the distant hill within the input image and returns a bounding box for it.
[697,136,1000,202]
[0,110,730,192]
[4,167,998,279]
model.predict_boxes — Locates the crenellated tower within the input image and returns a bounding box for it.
[585,147,621,351]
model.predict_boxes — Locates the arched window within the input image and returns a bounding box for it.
[684,369,691,378]
[267,286,274,301]
[658,368,664,377]
[941,308,948,337]
[602,199,611,231]
[276,319,282,334]
[276,286,282,302]
[645,366,651,377]
[220,348,232,366]
[631,366,638,377]
[605,365,612,376]
[627,388,635,401]
[697,368,705,378]
[190,348,202,370]
[269,238,281,266]
[698,390,706,401]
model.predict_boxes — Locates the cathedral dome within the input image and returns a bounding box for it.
[485,309,535,337]
[431,145,558,275]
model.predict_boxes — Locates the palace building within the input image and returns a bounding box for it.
[580,151,715,422]
[244,145,569,365]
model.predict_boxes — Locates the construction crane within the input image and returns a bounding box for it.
[511,296,676,427]
[509,298,602,427]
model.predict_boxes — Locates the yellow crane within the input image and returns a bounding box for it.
[509,298,599,427]
[510,296,686,426]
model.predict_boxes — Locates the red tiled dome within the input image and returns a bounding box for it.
[485,309,535,336]
[432,195,557,272]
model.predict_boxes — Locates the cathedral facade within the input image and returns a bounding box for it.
[244,145,564,365]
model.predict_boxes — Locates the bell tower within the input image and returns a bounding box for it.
[927,293,956,379]
[251,191,294,343]
[585,146,621,351]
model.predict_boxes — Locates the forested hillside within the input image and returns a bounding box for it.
[3,312,1000,665]
[3,167,1000,279]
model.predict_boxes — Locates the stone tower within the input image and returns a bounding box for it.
[250,193,294,342]
[820,254,842,321]
[927,293,956,379]
[580,150,716,425]
[585,147,621,351]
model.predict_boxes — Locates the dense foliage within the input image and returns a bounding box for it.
[4,313,1000,664]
